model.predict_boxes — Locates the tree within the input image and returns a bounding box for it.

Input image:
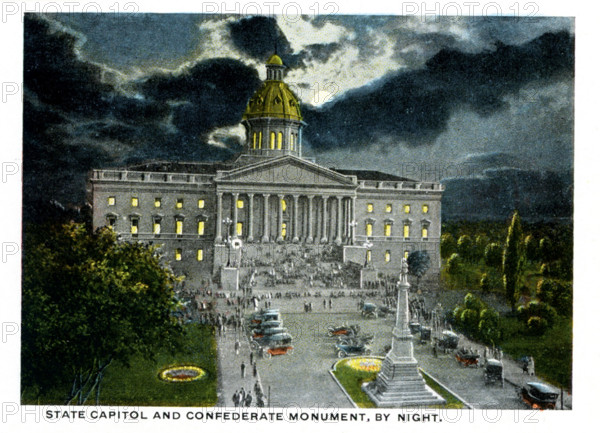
[22,223,183,404]
[446,253,461,275]
[480,273,491,293]
[474,234,489,263]
[524,234,537,263]
[484,242,503,269]
[539,236,554,263]
[457,235,473,262]
[407,250,431,291]
[502,211,524,311]
[440,233,456,259]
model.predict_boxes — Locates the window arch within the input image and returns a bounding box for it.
[258,131,262,149]
[270,132,275,149]
[252,132,257,149]
[277,131,282,149]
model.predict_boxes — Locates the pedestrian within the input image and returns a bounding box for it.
[232,391,239,407]
[529,357,535,376]
[240,387,246,402]
[241,361,246,378]
[522,357,529,374]
[245,391,253,407]
[323,299,327,309]
[253,363,257,377]
[329,299,332,309]
[432,344,438,358]
[234,340,240,356]
[250,351,254,365]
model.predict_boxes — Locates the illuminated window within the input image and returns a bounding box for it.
[403,224,410,238]
[422,204,429,214]
[404,250,409,259]
[258,131,262,149]
[422,227,428,239]
[153,221,161,235]
[197,249,203,261]
[385,250,391,263]
[131,219,138,235]
[384,223,392,237]
[198,199,205,209]
[175,249,182,261]
[404,204,411,214]
[277,131,282,149]
[270,132,275,149]
[131,197,138,207]
[176,199,183,209]
[107,216,116,229]
[281,222,287,239]
[367,250,372,262]
[154,198,161,208]
[253,132,257,149]
[107,196,115,206]
[367,203,374,213]
[281,199,287,212]
[197,221,205,235]
[366,223,373,237]
[176,220,183,235]
[386,204,392,213]
[290,133,295,150]
[236,222,243,236]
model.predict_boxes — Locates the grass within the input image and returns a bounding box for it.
[332,358,464,409]
[22,324,218,406]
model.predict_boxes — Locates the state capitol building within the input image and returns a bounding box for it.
[89,55,444,287]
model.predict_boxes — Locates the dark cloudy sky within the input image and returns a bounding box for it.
[23,13,574,220]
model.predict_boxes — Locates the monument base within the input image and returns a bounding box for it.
[363,352,446,407]
[220,267,239,291]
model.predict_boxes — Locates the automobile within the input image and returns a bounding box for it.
[249,310,281,327]
[484,359,504,386]
[361,303,378,318]
[455,349,480,367]
[409,323,421,334]
[335,342,371,358]
[251,332,293,350]
[261,342,294,358]
[251,320,282,332]
[252,327,288,339]
[327,325,360,337]
[419,327,432,343]
[337,333,374,346]
[520,382,559,409]
[435,330,459,350]
[378,305,395,317]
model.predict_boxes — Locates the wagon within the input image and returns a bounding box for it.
[520,382,558,409]
[455,350,480,367]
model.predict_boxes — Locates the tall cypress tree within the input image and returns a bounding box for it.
[503,211,524,311]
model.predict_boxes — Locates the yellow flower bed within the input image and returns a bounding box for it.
[159,365,206,383]
[344,357,382,373]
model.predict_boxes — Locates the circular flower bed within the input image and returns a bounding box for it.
[343,357,382,373]
[159,365,206,383]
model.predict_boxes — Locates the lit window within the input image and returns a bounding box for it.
[404,250,409,259]
[176,199,183,209]
[153,221,161,235]
[281,222,287,239]
[404,204,411,214]
[131,197,138,207]
[386,204,392,213]
[236,222,243,236]
[403,224,410,238]
[107,196,115,206]
[385,251,391,263]
[422,204,429,214]
[277,131,282,149]
[197,249,203,261]
[253,132,257,149]
[107,216,116,229]
[154,198,161,208]
[366,223,373,237]
[290,133,295,150]
[384,223,392,237]
[131,219,138,235]
[258,131,262,149]
[197,221,205,235]
[237,199,244,209]
[198,199,205,209]
[281,199,287,212]
[176,220,183,235]
[270,132,275,149]
[422,227,428,239]
[367,203,374,213]
[367,250,372,262]
[175,249,182,261]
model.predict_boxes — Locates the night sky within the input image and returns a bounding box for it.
[23,13,574,221]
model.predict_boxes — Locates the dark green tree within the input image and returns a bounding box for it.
[524,234,537,263]
[22,223,183,405]
[407,250,431,291]
[457,235,473,262]
[440,233,456,259]
[474,234,489,263]
[502,211,524,311]
[484,242,503,269]
[539,236,554,263]
[480,272,491,293]
[446,253,461,275]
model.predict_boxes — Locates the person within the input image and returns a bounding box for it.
[253,363,257,377]
[245,391,253,407]
[329,299,332,309]
[432,344,438,358]
[232,390,239,407]
[234,340,240,356]
[323,299,327,309]
[241,361,246,378]
[529,357,535,376]
[522,357,529,374]
[250,351,254,365]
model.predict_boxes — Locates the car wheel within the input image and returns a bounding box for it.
[337,350,346,358]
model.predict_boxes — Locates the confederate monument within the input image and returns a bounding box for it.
[363,258,446,407]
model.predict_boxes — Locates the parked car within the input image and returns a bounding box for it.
[409,323,421,334]
[520,382,559,409]
[419,327,432,343]
[252,320,282,332]
[251,332,293,350]
[484,359,504,386]
[455,349,480,367]
[328,325,360,337]
[335,342,371,358]
[249,310,281,327]
[252,327,287,339]
[435,330,459,350]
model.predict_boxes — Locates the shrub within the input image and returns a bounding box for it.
[527,316,549,336]
[480,273,491,293]
[447,253,461,275]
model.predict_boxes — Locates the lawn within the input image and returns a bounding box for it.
[332,357,464,409]
[22,324,218,406]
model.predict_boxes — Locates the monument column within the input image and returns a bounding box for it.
[306,195,314,243]
[292,195,299,243]
[232,192,239,238]
[247,193,254,242]
[351,196,357,245]
[321,195,329,243]
[215,192,223,243]
[276,194,284,242]
[262,193,270,243]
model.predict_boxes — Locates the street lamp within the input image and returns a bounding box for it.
[348,220,357,245]
[363,240,373,268]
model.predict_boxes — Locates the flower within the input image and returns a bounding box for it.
[159,365,206,382]
[344,357,382,372]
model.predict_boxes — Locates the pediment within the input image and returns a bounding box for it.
[215,156,356,187]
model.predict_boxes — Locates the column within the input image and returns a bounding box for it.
[335,196,343,245]
[262,193,270,243]
[276,194,284,242]
[232,192,239,238]
[215,192,223,243]
[321,195,329,243]
[351,196,357,245]
[292,195,299,243]
[306,195,314,243]
[247,193,254,242]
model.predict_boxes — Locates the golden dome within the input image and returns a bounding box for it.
[266,53,283,65]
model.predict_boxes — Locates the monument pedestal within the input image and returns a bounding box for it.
[220,267,239,291]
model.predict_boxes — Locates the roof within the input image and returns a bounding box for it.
[267,54,283,65]
[527,382,556,394]
[243,81,302,121]
[126,161,232,174]
[332,169,415,182]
